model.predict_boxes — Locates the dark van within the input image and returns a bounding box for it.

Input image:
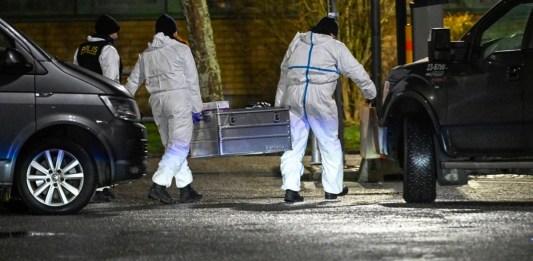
[0,18,147,214]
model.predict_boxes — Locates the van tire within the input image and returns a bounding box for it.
[403,115,437,203]
[16,138,96,214]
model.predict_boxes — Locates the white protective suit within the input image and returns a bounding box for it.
[275,32,377,194]
[73,36,121,83]
[125,32,203,188]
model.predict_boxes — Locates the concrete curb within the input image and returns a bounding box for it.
[146,154,364,181]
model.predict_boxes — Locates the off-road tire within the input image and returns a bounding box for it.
[403,115,437,203]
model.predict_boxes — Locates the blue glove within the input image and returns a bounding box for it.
[192,112,203,123]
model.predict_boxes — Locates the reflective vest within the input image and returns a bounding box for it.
[76,40,123,81]
[76,41,108,75]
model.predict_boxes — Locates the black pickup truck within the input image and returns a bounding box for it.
[377,0,533,203]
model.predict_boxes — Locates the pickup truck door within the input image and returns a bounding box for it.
[444,3,531,156]
[521,7,533,153]
[0,29,36,184]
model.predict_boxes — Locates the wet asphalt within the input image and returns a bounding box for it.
[1,154,533,260]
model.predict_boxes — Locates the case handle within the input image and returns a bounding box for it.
[274,112,280,123]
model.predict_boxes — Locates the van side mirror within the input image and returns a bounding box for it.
[428,28,451,61]
[0,47,32,73]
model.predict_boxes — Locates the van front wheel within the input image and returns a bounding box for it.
[16,138,96,214]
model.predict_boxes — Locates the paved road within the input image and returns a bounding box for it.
[1,155,533,260]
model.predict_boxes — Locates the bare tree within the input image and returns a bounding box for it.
[180,0,224,101]
[337,0,396,123]
[178,0,395,121]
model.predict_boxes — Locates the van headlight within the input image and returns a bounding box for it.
[100,96,141,121]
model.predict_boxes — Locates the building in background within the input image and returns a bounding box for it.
[0,0,502,115]
[0,0,288,114]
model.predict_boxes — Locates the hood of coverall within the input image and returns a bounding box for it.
[300,31,334,46]
[147,32,176,50]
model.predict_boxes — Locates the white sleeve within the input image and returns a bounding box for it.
[124,54,144,96]
[99,45,121,83]
[336,42,377,100]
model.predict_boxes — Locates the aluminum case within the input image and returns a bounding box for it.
[191,104,292,158]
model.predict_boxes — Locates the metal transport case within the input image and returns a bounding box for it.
[191,102,292,158]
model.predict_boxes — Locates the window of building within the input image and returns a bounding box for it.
[0,0,181,21]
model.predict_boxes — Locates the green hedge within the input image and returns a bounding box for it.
[145,122,360,155]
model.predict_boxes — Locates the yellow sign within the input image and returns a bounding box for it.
[80,45,98,56]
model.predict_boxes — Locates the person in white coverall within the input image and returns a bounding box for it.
[125,14,203,204]
[74,14,122,202]
[275,17,377,202]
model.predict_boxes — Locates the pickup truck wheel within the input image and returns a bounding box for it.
[16,138,96,214]
[403,116,437,203]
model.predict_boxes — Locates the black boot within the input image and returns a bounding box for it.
[325,187,349,200]
[284,189,304,202]
[102,188,116,199]
[179,184,203,203]
[148,183,176,204]
[91,190,111,203]
[91,187,115,203]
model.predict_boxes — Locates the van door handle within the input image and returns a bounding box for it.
[36,92,54,97]
[507,65,522,81]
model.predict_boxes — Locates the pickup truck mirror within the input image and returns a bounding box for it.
[0,47,33,73]
[428,28,451,61]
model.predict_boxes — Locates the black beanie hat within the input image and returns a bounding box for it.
[311,16,338,37]
[156,14,178,38]
[95,14,120,35]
